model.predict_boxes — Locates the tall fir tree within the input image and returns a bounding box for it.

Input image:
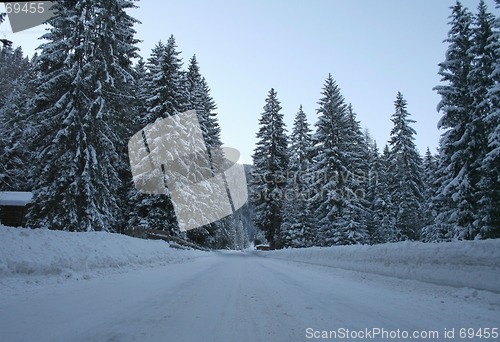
[184,55,226,247]
[132,57,149,130]
[366,142,395,244]
[387,92,424,241]
[422,147,439,228]
[431,1,478,240]
[0,46,30,109]
[309,75,368,246]
[0,49,35,191]
[421,148,444,241]
[478,0,500,238]
[144,36,188,122]
[281,105,313,248]
[251,88,289,249]
[26,0,140,232]
[128,36,188,236]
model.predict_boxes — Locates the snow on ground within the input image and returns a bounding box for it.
[2,224,499,294]
[254,239,500,293]
[0,225,499,341]
[0,225,209,291]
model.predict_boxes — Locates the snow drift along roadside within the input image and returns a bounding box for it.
[256,240,500,293]
[0,225,208,279]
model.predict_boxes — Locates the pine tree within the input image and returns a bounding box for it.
[0,49,34,191]
[432,2,481,240]
[128,37,190,236]
[366,142,394,244]
[0,46,30,109]
[309,75,368,246]
[478,0,500,238]
[422,147,438,229]
[132,57,149,130]
[251,88,289,249]
[145,36,188,122]
[184,55,225,247]
[421,148,447,241]
[376,145,398,242]
[281,105,313,248]
[387,92,424,241]
[26,0,140,232]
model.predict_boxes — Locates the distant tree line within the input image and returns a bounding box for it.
[251,0,500,248]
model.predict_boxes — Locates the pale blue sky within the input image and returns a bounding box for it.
[2,0,499,164]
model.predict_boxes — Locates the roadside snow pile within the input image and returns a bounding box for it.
[0,225,208,280]
[257,240,500,293]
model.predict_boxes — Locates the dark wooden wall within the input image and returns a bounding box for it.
[0,205,29,227]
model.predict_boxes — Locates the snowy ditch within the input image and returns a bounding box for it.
[254,239,500,293]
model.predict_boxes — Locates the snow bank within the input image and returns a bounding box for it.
[256,240,500,293]
[0,225,208,279]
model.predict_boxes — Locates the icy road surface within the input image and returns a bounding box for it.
[1,251,498,342]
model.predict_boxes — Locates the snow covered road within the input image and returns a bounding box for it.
[1,250,498,342]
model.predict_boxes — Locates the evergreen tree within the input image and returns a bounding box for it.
[251,88,289,249]
[422,147,439,228]
[231,219,249,250]
[309,75,368,246]
[427,1,482,239]
[421,148,445,241]
[26,0,140,232]
[128,37,189,236]
[366,142,394,244]
[373,144,398,243]
[281,105,313,248]
[343,104,370,242]
[132,57,149,130]
[144,36,188,122]
[0,46,30,109]
[0,49,34,191]
[387,92,424,241]
[184,55,225,247]
[478,0,500,238]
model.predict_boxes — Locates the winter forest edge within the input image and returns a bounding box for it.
[0,0,499,250]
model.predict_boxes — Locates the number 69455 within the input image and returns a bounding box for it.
[5,2,45,14]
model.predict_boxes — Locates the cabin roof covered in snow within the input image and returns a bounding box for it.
[0,192,33,206]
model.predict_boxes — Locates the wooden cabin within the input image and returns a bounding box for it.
[0,191,32,227]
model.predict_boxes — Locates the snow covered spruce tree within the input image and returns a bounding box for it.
[430,2,483,240]
[184,54,228,247]
[477,0,500,238]
[251,88,289,249]
[280,105,313,248]
[309,75,368,246]
[131,57,149,131]
[387,92,424,241]
[128,37,189,236]
[26,0,140,232]
[366,142,395,244]
[0,48,34,191]
[0,46,30,108]
[421,147,439,230]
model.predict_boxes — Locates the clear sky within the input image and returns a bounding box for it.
[2,0,499,164]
